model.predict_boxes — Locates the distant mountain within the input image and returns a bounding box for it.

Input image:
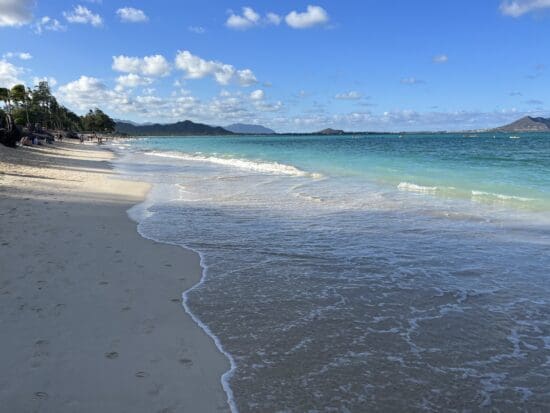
[495,116,550,132]
[115,120,233,136]
[225,123,276,134]
[317,128,345,135]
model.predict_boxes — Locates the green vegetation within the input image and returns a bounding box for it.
[0,81,115,133]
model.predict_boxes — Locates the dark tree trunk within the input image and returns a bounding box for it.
[0,114,22,147]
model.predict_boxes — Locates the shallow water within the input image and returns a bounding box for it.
[114,133,550,412]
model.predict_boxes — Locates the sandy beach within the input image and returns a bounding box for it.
[0,141,229,412]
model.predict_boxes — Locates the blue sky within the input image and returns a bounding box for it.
[0,0,549,132]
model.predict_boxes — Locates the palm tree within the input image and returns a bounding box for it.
[10,84,30,126]
[0,87,12,114]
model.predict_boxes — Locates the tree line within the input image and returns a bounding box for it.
[0,81,115,132]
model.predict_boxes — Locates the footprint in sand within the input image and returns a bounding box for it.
[104,352,119,360]
[33,392,49,400]
[53,303,66,317]
[31,340,50,368]
[178,358,193,366]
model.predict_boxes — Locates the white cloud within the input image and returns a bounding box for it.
[115,73,153,89]
[335,91,362,100]
[57,75,142,113]
[112,55,140,73]
[64,5,103,27]
[226,7,282,29]
[0,0,34,27]
[34,16,66,34]
[188,25,205,34]
[226,7,261,29]
[400,77,425,85]
[285,5,329,29]
[3,52,32,60]
[0,59,24,87]
[433,54,448,64]
[500,0,550,16]
[250,89,264,100]
[254,100,283,112]
[116,7,148,23]
[112,54,171,77]
[174,50,257,86]
[266,12,282,25]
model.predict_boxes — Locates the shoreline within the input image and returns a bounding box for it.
[117,148,239,413]
[0,141,230,412]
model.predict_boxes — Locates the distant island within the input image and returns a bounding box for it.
[493,116,550,133]
[317,128,345,135]
[225,123,276,134]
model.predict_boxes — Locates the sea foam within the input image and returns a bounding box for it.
[397,182,438,193]
[145,151,322,178]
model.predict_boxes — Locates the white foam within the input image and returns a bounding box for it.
[397,182,437,194]
[471,191,534,202]
[145,150,322,178]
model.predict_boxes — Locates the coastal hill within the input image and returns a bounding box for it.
[225,123,276,134]
[317,128,345,135]
[115,120,233,136]
[495,116,550,132]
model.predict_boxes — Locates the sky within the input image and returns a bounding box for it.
[0,0,549,132]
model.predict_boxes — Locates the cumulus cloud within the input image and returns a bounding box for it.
[433,54,448,64]
[116,7,148,23]
[174,50,257,86]
[57,75,143,113]
[335,91,362,100]
[400,77,425,85]
[64,5,103,27]
[500,0,550,16]
[250,89,264,100]
[115,73,153,89]
[226,7,282,29]
[0,59,24,87]
[112,54,171,77]
[0,0,34,27]
[226,7,261,29]
[285,5,329,29]
[34,16,66,34]
[3,52,32,60]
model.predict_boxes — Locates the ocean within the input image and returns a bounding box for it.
[113,133,550,412]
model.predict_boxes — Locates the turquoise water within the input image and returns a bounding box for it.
[115,134,550,412]
[128,133,550,212]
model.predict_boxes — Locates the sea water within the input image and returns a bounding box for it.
[113,133,550,412]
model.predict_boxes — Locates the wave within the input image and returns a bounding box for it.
[397,182,438,194]
[471,191,535,203]
[145,151,322,178]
